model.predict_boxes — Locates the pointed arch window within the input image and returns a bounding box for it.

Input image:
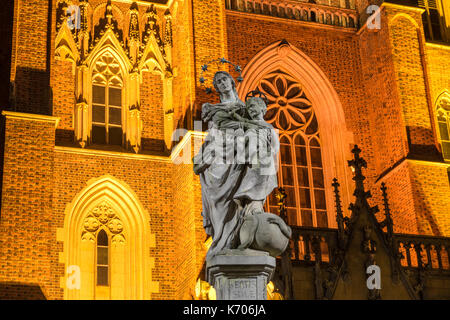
[91,52,123,146]
[419,0,445,42]
[96,229,109,286]
[436,92,450,161]
[261,70,328,227]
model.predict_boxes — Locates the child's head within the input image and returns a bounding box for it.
[246,97,267,120]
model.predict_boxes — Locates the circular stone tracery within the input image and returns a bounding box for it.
[257,69,317,135]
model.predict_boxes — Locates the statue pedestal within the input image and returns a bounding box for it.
[206,249,276,300]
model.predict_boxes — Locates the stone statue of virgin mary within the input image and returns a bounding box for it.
[193,71,291,261]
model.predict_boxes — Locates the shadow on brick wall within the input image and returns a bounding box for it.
[12,67,51,116]
[0,282,47,300]
[406,126,443,162]
[142,138,168,154]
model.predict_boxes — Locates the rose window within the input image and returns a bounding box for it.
[258,70,318,135]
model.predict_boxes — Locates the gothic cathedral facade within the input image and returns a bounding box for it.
[0,0,450,299]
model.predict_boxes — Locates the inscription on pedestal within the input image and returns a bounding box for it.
[206,251,276,300]
[229,278,257,299]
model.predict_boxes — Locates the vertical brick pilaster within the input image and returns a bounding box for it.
[10,0,52,115]
[0,112,58,299]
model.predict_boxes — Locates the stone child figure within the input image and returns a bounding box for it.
[229,97,291,257]
[229,97,279,216]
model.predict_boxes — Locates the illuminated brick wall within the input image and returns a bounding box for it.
[51,59,76,134]
[52,150,178,299]
[357,9,419,234]
[358,10,409,178]
[2,0,450,300]
[408,161,450,236]
[191,0,228,118]
[171,0,196,130]
[385,5,438,156]
[0,116,58,299]
[140,72,165,152]
[426,44,450,108]
[9,0,51,115]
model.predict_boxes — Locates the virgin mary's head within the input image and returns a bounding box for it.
[213,71,236,94]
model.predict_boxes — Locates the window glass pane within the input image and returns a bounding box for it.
[295,146,308,166]
[93,85,105,104]
[284,186,297,207]
[299,188,311,208]
[97,266,108,286]
[314,189,327,210]
[316,210,328,228]
[306,116,318,134]
[310,148,322,167]
[312,168,324,188]
[109,127,123,146]
[97,247,108,265]
[109,87,122,106]
[287,208,298,226]
[442,141,450,160]
[301,209,313,227]
[98,230,108,246]
[92,125,106,145]
[310,137,320,147]
[297,166,309,187]
[294,135,305,146]
[282,166,294,186]
[280,136,290,144]
[439,121,449,141]
[429,9,442,40]
[279,110,288,129]
[280,145,292,164]
[422,14,431,39]
[92,105,105,123]
[109,107,122,125]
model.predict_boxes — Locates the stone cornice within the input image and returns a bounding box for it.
[2,111,60,128]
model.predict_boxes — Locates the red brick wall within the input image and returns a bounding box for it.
[172,162,197,299]
[192,0,228,118]
[408,161,450,236]
[0,116,57,299]
[171,0,196,131]
[386,7,437,154]
[371,161,419,234]
[51,59,75,132]
[426,44,450,112]
[10,0,51,115]
[358,10,416,232]
[140,72,165,152]
[358,11,409,179]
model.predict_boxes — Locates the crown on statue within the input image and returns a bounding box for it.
[199,57,243,94]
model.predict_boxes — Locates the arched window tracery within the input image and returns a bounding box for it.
[91,51,124,146]
[260,69,327,227]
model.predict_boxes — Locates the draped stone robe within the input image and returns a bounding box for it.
[193,101,279,260]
